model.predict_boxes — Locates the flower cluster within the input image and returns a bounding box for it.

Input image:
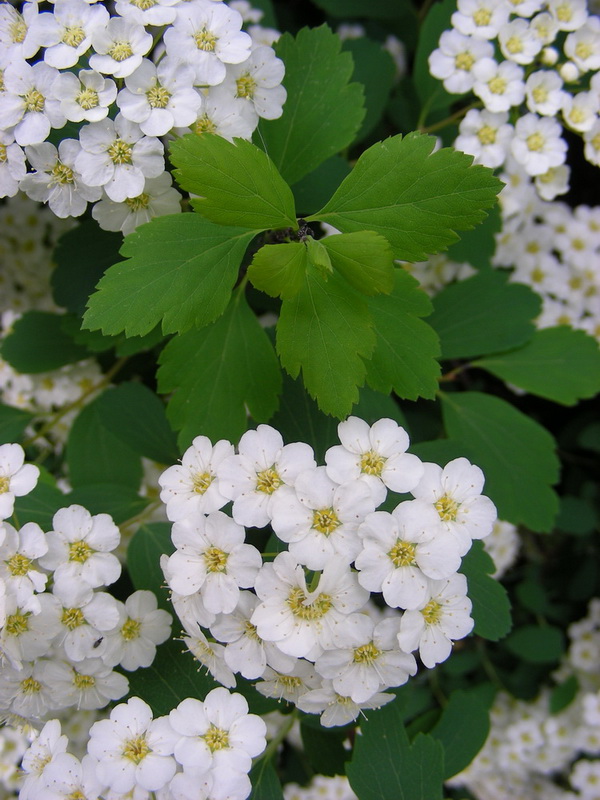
[429,0,600,199]
[448,598,600,800]
[0,0,285,233]
[159,418,497,727]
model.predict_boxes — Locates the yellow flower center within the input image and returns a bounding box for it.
[6,612,30,636]
[568,107,586,125]
[455,51,474,70]
[236,74,256,99]
[108,40,134,62]
[591,133,600,152]
[434,494,460,522]
[20,676,42,695]
[388,539,417,568]
[505,36,523,54]
[477,124,497,145]
[556,3,573,22]
[10,16,27,44]
[146,85,171,109]
[194,28,217,51]
[287,586,332,620]
[122,618,142,641]
[192,471,213,494]
[204,546,228,573]
[0,476,9,493]
[69,540,93,563]
[256,467,283,494]
[244,620,261,640]
[353,642,381,664]
[51,163,75,185]
[575,42,592,60]
[62,608,85,630]
[73,673,96,690]
[130,0,157,8]
[62,25,86,48]
[125,193,150,211]
[203,725,230,752]
[532,85,549,104]
[193,114,217,134]
[76,87,99,110]
[0,144,6,164]
[7,553,32,577]
[122,735,150,763]
[473,7,492,26]
[488,76,507,94]
[24,89,45,113]
[107,139,133,165]
[276,674,302,689]
[531,266,545,283]
[526,132,545,152]
[360,450,386,476]
[312,507,340,536]
[421,599,443,624]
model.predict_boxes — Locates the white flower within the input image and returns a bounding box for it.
[75,114,164,203]
[21,139,102,218]
[529,11,559,45]
[0,2,40,62]
[564,17,600,72]
[0,60,65,147]
[511,113,567,176]
[52,69,117,123]
[40,657,129,711]
[455,108,513,168]
[0,659,55,720]
[39,505,121,605]
[164,1,252,86]
[182,622,236,688]
[162,510,262,614]
[222,45,286,120]
[101,589,172,671]
[0,443,39,520]
[270,467,375,570]
[451,0,510,40]
[87,697,176,793]
[117,57,201,136]
[0,130,27,199]
[89,16,153,79]
[325,416,424,505]
[535,164,570,200]
[410,457,497,555]
[498,18,542,65]
[562,91,599,133]
[54,589,120,662]
[39,752,103,800]
[218,424,316,528]
[1,592,61,669]
[252,552,369,659]
[315,615,417,703]
[114,0,179,27]
[297,679,395,728]
[355,501,461,609]
[547,0,588,31]
[472,58,526,112]
[584,119,600,166]
[92,171,182,235]
[31,0,110,70]
[255,660,320,703]
[20,720,68,800]
[428,30,494,94]
[182,83,259,140]
[524,70,564,116]
[397,573,474,667]
[0,521,47,605]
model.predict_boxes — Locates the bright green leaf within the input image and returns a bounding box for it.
[170,134,297,231]
[505,624,565,664]
[429,270,541,359]
[305,236,332,276]
[0,404,33,445]
[347,697,444,800]
[366,270,441,400]
[249,759,284,800]
[322,231,394,295]
[1,311,89,373]
[83,214,255,337]
[158,289,282,449]
[343,37,396,142]
[66,396,143,489]
[429,689,491,778]
[127,522,174,612]
[67,484,149,525]
[474,326,600,405]
[248,242,308,299]
[307,132,502,262]
[94,382,179,464]
[256,25,365,186]
[460,541,512,641]
[440,392,560,532]
[13,483,66,529]
[276,266,375,418]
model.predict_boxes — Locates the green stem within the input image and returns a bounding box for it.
[420,100,483,135]
[254,709,298,765]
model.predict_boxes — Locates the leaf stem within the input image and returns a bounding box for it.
[419,101,482,135]
[254,709,298,766]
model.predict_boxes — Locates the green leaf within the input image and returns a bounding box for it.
[550,675,579,714]
[429,270,541,360]
[13,483,66,529]
[555,495,598,536]
[0,404,34,445]
[158,289,282,449]
[276,265,375,418]
[292,156,351,217]
[66,396,143,490]
[83,214,255,337]
[505,624,565,664]
[67,484,149,526]
[429,689,491,778]
[170,134,297,231]
[300,719,350,777]
[322,232,394,295]
[256,25,365,186]
[366,269,441,400]
[250,759,284,800]
[94,382,179,465]
[347,697,444,800]
[440,391,560,532]
[311,0,414,20]
[343,37,396,142]
[352,385,409,430]
[127,522,174,612]
[413,0,460,118]
[307,132,503,262]
[248,242,309,299]
[460,542,511,642]
[474,327,600,405]
[446,203,501,270]
[1,311,89,373]
[51,219,123,316]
